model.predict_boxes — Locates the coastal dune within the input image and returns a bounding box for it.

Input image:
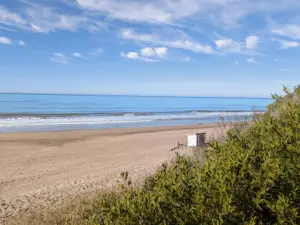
[0,124,223,222]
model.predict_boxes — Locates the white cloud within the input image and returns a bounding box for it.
[0,37,12,45]
[215,39,233,48]
[120,51,157,62]
[0,37,26,46]
[215,38,243,53]
[18,40,25,46]
[120,29,214,54]
[246,36,258,49]
[247,57,257,63]
[140,47,168,59]
[140,47,155,57]
[126,52,139,59]
[272,24,300,40]
[279,40,300,49]
[50,53,70,64]
[214,37,260,55]
[72,52,82,58]
[155,47,168,58]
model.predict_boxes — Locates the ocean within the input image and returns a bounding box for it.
[0,93,273,132]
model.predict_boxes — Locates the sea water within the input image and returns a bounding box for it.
[0,93,273,132]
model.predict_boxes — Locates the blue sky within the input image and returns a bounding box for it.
[0,0,300,97]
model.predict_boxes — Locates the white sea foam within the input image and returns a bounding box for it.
[0,112,255,128]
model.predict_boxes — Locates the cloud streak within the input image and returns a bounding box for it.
[74,0,300,28]
[0,6,26,27]
[50,53,70,64]
[272,24,300,40]
[120,29,214,54]
[50,48,103,64]
[0,4,105,33]
[279,40,300,49]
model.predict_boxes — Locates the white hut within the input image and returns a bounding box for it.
[187,133,206,147]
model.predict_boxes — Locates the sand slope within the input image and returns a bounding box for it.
[0,125,221,222]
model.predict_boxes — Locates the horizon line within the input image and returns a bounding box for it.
[0,92,273,99]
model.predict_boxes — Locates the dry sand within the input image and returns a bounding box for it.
[0,124,223,223]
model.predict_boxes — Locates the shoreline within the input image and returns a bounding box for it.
[0,123,217,135]
[0,124,227,223]
[0,110,263,117]
[0,110,257,133]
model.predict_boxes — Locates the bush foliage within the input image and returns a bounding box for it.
[22,86,300,225]
[70,86,300,225]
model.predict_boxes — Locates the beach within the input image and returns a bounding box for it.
[0,124,223,222]
[0,94,267,223]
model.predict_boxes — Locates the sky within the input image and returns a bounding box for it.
[0,0,300,97]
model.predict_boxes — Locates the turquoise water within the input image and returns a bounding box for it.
[0,94,273,132]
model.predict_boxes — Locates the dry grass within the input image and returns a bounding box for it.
[9,191,101,225]
[8,186,128,225]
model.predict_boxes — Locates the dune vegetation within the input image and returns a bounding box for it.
[16,86,300,225]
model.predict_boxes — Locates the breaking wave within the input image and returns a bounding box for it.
[0,111,257,129]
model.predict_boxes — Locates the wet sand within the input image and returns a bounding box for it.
[0,124,224,222]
